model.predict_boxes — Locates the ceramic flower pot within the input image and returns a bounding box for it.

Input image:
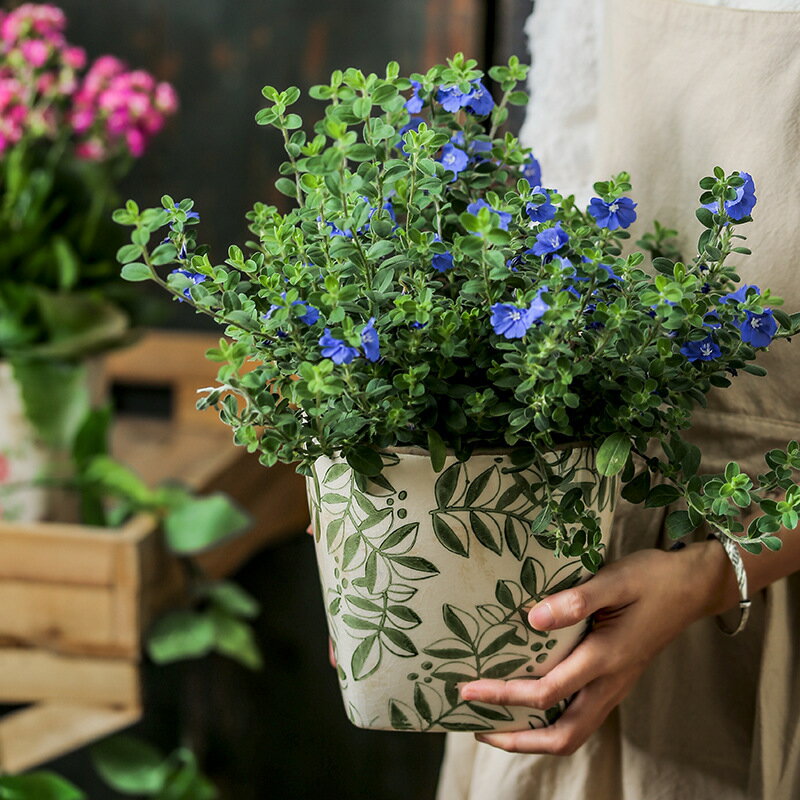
[307,445,617,733]
[0,362,49,522]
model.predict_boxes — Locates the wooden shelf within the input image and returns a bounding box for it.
[0,331,309,773]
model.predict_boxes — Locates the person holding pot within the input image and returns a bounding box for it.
[436,1,800,798]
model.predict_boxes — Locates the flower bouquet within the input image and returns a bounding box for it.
[114,54,800,732]
[0,3,177,519]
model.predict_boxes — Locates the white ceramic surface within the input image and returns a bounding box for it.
[0,362,49,522]
[308,446,616,732]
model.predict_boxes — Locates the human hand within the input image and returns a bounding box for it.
[460,542,733,755]
[307,522,337,668]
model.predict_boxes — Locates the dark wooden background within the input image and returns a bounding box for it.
[18,1,532,796]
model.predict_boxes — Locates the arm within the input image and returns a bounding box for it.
[461,524,800,756]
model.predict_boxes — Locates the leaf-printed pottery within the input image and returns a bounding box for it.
[0,362,48,522]
[307,446,616,733]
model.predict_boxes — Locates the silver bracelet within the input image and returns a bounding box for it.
[709,532,751,636]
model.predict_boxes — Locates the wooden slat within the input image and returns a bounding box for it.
[0,513,153,587]
[0,581,134,657]
[0,703,140,774]
[0,649,139,706]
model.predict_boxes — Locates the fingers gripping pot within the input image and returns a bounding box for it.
[307,446,616,733]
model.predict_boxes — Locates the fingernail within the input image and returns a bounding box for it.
[529,601,554,631]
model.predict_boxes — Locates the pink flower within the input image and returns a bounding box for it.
[75,138,105,160]
[0,454,9,483]
[88,54,125,80]
[70,107,94,134]
[62,45,85,70]
[125,69,155,92]
[154,81,178,114]
[125,127,145,157]
[36,71,55,94]
[20,39,49,68]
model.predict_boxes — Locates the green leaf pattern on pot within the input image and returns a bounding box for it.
[309,448,616,732]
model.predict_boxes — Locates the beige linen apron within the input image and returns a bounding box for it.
[437,1,800,798]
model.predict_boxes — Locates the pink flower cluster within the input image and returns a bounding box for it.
[0,3,177,159]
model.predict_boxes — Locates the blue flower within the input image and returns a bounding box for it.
[467,199,511,231]
[360,317,380,362]
[738,309,777,348]
[703,172,757,221]
[490,303,533,339]
[521,154,542,188]
[703,311,721,329]
[170,268,207,301]
[490,291,549,339]
[532,222,569,256]
[405,80,424,114]
[432,251,454,272]
[598,263,622,282]
[469,139,493,160]
[680,336,722,362]
[438,143,469,181]
[528,288,550,322]
[450,132,493,163]
[435,85,470,112]
[323,220,353,239]
[319,329,359,365]
[465,80,494,115]
[293,300,320,325]
[587,196,638,230]
[719,284,760,304]
[525,187,557,223]
[410,321,426,329]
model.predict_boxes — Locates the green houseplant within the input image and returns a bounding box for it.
[114,53,800,732]
[0,2,177,520]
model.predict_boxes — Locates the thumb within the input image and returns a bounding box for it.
[528,566,629,631]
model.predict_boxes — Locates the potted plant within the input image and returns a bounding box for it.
[0,2,177,520]
[114,53,800,733]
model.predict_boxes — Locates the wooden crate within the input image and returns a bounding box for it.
[0,331,310,772]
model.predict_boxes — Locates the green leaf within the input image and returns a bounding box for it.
[427,429,447,473]
[164,494,250,554]
[465,701,514,720]
[644,484,683,508]
[389,700,416,731]
[442,604,475,644]
[382,627,418,656]
[470,511,502,555]
[205,581,260,618]
[596,433,632,477]
[432,514,468,557]
[274,177,298,198]
[11,358,92,450]
[351,634,380,680]
[117,243,142,264]
[665,510,695,539]
[434,463,461,507]
[91,735,168,795]
[620,471,650,504]
[147,611,215,664]
[211,611,263,669]
[0,774,85,800]
[481,656,529,679]
[121,262,153,282]
[345,445,383,477]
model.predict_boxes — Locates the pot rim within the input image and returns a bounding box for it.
[376,441,592,458]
